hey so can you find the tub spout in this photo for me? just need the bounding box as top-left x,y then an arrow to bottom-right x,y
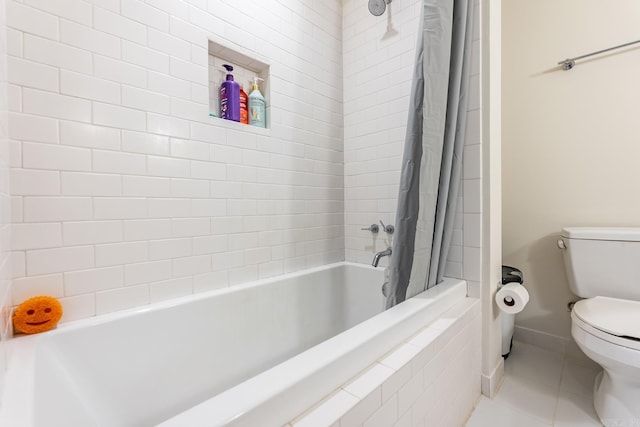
372,247 -> 392,267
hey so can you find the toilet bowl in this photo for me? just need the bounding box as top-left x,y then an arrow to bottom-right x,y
571,297 -> 640,427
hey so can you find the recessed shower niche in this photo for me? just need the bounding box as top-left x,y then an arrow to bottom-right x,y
208,40 -> 270,129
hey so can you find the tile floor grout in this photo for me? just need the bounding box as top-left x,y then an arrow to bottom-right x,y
465,341 -> 603,427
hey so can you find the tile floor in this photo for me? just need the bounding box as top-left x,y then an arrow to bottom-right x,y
466,342 -> 603,427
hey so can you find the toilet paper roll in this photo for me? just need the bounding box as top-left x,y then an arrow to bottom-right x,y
495,283 -> 530,314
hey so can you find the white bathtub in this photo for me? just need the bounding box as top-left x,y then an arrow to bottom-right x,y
0,262 -> 466,427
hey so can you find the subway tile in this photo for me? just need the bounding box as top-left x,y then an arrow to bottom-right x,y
193,270 -> 228,293
171,218 -> 210,237
95,283 -> 149,315
122,41 -> 170,74
8,83 -> 22,112
170,178 -> 209,198
94,54 -> 147,88
170,56 -> 207,85
148,71 -> 191,99
171,15 -> 210,46
190,161 -> 226,180
84,0 -> 119,13
26,245 -> 94,276
172,255 -> 210,278
190,123 -> 226,146
23,88 -> 91,122
23,142 -> 92,172
148,155 -> 190,178
124,219 -> 172,242
147,198 -> 190,218
12,223 -> 61,250
170,138 -> 209,161
150,277 -> 192,302
24,197 -> 92,222
64,266 -> 124,296
7,27 -> 23,57
12,274 -> 64,305
121,0 -> 170,31
149,238 -> 192,260
7,57 -> 59,91
121,86 -> 171,115
63,221 -> 123,246
192,235 -> 227,255
60,70 -> 121,104
122,176 -> 172,197
93,7 -> 147,44
124,260 -> 172,286
211,250 -> 243,271
58,294 -> 96,323
60,19 -> 121,59
95,241 -> 149,267
60,121 -> 121,150
145,0 -> 189,20
93,198 -> 147,220
24,34 -> 92,74
170,97 -> 208,122
7,2 -> 58,40
11,169 -> 60,196
339,390 -> 382,427
122,131 -> 170,156
147,113 -> 190,138
93,102 -> 147,132
24,0 -> 92,25
93,150 -> 147,175
147,28 -> 191,61
190,199 -> 227,217
12,251 -> 26,279
292,390 -> 359,427
9,113 -> 58,143
10,195 -> 21,223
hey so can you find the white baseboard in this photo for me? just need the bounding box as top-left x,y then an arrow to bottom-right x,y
481,357 -> 504,398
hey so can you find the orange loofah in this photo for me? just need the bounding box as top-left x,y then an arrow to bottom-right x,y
13,296 -> 63,334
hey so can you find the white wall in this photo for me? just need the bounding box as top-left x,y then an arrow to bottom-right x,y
0,0 -> 12,402
7,0 -> 344,322
502,0 -> 640,338
342,0 -> 483,293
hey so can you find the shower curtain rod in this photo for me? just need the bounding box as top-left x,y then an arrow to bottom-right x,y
558,39 -> 640,70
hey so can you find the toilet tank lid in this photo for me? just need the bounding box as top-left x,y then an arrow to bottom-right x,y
561,227 -> 640,242
574,297 -> 640,340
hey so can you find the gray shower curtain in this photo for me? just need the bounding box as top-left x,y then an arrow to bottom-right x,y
386,0 -> 474,308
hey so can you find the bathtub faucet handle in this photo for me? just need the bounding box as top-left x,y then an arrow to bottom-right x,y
362,224 -> 380,233
379,220 -> 394,234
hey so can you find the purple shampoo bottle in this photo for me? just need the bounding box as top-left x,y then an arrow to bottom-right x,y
220,64 -> 240,122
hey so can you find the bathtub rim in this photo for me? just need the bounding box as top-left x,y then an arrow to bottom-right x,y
159,277 -> 468,427
15,261 -> 384,337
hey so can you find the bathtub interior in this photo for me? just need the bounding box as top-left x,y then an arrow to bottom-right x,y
3,263 -> 386,427
160,277 -> 468,427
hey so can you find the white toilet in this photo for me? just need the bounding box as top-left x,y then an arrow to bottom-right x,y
560,227 -> 640,427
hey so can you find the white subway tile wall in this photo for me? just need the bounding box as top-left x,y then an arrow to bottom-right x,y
7,0 -> 344,322
0,0 -> 11,402
290,300 -> 482,427
342,0 -> 482,280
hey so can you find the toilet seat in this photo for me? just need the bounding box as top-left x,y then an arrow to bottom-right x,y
573,297 -> 640,351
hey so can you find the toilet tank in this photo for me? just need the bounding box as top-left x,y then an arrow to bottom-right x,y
560,227 -> 640,300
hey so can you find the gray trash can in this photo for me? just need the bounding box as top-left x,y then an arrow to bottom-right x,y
501,265 -> 523,358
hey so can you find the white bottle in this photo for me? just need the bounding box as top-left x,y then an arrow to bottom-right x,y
248,77 -> 266,128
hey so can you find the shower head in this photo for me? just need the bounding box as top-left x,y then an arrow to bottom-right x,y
368,0 -> 391,16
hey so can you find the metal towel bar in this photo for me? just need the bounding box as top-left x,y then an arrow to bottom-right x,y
558,39 -> 640,70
